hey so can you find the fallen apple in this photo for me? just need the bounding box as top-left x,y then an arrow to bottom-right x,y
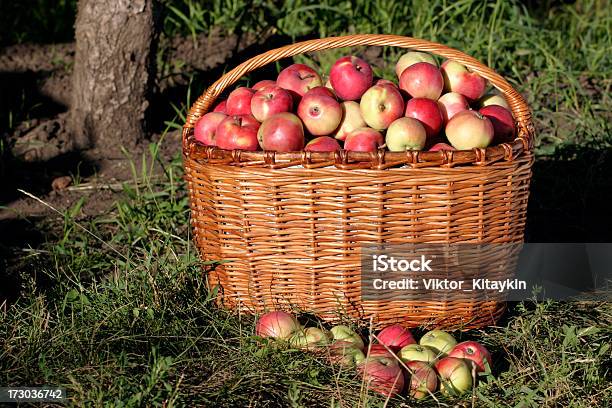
329,56 -> 373,101
257,112 -> 305,152
448,341 -> 492,373
255,311 -> 301,339
445,110 -> 494,150
434,356 -> 473,396
367,343 -> 397,359
328,340 -> 366,367
358,355 -> 405,398
398,344 -> 438,364
330,325 -> 365,350
405,360 -> 438,400
289,327 -> 330,350
419,329 -> 457,356
376,324 -> 417,352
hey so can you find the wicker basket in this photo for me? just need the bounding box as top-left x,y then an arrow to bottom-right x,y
182,35 -> 534,329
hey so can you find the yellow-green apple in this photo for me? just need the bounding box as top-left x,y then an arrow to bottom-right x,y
328,341 -> 366,367
226,87 -> 256,116
386,117 -> 427,151
360,83 -> 404,130
367,343 -> 396,359
405,360 -> 438,400
441,60 -> 487,102
305,86 -> 336,99
257,112 -> 305,151
419,330 -> 457,356
252,79 -> 276,91
396,51 -> 437,78
445,110 -> 494,150
428,142 -> 456,152
404,98 -> 444,138
297,93 -> 342,136
289,327 -> 330,350
438,92 -> 469,122
358,355 -> 405,398
334,101 -> 366,141
305,136 -> 341,152
448,341 -> 492,373
399,62 -> 444,100
250,85 -> 293,122
330,325 -> 365,350
215,114 -> 260,151
194,112 -> 226,146
329,56 -> 373,101
255,311 -> 301,339
277,63 -> 322,100
344,127 -> 384,152
376,324 -> 416,353
434,356 -> 473,396
479,105 -> 515,144
398,344 -> 438,364
479,93 -> 510,110
213,99 -> 227,114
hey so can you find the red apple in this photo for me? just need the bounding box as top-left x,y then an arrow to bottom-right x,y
479,93 -> 510,110
255,311 -> 301,339
213,100 -> 227,114
297,93 -> 342,136
330,325 -> 364,350
441,60 -> 487,102
329,56 -> 373,101
398,344 -> 438,364
344,127 -> 384,152
419,330 -> 457,356
376,324 -> 416,352
358,355 -> 405,398
276,63 -> 322,100
445,110 -> 494,150
434,356 -> 473,396
193,112 -> 226,146
328,341 -> 366,367
305,136 -> 341,152
404,98 -> 444,138
257,112 -> 305,152
305,86 -> 336,99
386,117 -> 427,151
399,62 -> 444,100
215,114 -> 260,151
334,101 -> 366,141
448,341 -> 492,373
252,79 -> 276,91
360,83 -> 404,130
405,360 -> 438,400
479,105 -> 515,144
226,87 -> 256,116
395,51 -> 437,78
438,92 -> 469,122
375,78 -> 397,87
367,343 -> 396,359
428,142 -> 456,152
250,85 -> 293,122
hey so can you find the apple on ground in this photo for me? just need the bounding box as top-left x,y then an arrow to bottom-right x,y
404,98 -> 444,139
257,112 -> 305,151
376,324 -> 417,352
276,63 -> 322,101
252,79 -> 276,91
330,325 -> 365,350
448,341 -> 492,373
255,311 -> 301,339
297,93 -> 342,136
329,56 -> 373,101
479,105 -> 515,144
360,83 -> 404,130
304,86 -> 336,98
405,360 -> 438,400
193,112 -> 226,146
434,356 -> 473,396
334,101 -> 367,141
213,100 -> 227,114
289,327 -> 330,350
441,60 -> 487,102
445,110 -> 494,150
399,62 -> 444,100
419,329 -> 457,356
396,51 -> 437,78
226,87 -> 256,116
343,127 -> 384,152
328,340 -> 366,367
479,93 -> 510,110
367,343 -> 397,359
386,117 -> 427,151
305,136 -> 341,152
358,355 -> 405,398
398,344 -> 438,364
215,114 -> 260,151
438,92 -> 469,122
250,85 -> 293,122
428,142 -> 456,152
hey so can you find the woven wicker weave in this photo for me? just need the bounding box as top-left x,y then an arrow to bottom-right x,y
182,35 -> 534,329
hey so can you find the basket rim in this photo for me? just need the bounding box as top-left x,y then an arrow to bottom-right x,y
182,34 -> 535,170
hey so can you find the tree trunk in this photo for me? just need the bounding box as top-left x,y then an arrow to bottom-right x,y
70,0 -> 159,156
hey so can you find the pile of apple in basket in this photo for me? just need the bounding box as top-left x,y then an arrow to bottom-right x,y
194,52 -> 515,153
257,311 -> 493,400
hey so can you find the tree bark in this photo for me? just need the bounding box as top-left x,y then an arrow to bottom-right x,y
70,0 -> 159,156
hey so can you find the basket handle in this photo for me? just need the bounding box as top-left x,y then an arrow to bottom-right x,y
183,34 -> 534,162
